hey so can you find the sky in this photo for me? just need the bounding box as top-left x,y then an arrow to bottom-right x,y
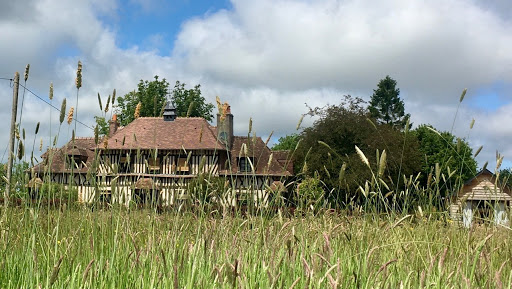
0,0 -> 511,171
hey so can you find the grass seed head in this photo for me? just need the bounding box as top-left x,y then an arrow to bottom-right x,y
39,138 -> 43,152
75,61 -> 82,89
97,93 -> 102,111
67,107 -> 74,125
134,102 -> 141,119
49,82 -> 54,100
355,145 -> 370,167
459,88 -> 467,103
24,64 -> 30,82
60,98 -> 67,124
105,95 -> 110,113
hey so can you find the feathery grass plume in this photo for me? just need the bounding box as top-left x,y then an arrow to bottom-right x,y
97,93 -> 103,111
186,101 -> 195,117
112,89 -> 116,105
267,153 -> 273,170
103,139 -> 108,149
474,145 -> 483,157
264,131 -> 274,147
49,256 -> 64,286
105,95 -> 110,113
122,136 -> 125,146
72,130 -> 75,141
22,128 -> 25,140
17,141 -> 24,160
378,150 -> 387,178
24,64 -> 30,82
296,114 -> 304,130
82,259 -> 95,283
75,61 -> 82,89
355,145 -> 370,168
470,118 -> 475,129
39,138 -> 43,152
67,107 -> 74,125
216,95 -> 222,112
459,88 -> 467,103
199,124 -> 203,142
404,116 -> 410,134
35,122 -> 40,135
134,102 -> 141,119
15,126 -> 19,140
94,125 -> 99,145
482,161 -> 488,171
248,117 -> 253,134
60,98 -> 67,124
339,163 -> 347,184
49,82 -> 54,100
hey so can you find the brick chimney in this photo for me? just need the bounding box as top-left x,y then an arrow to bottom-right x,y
217,103 -> 233,149
108,114 -> 120,137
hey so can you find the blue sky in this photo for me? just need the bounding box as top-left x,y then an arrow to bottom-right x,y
108,0 -> 232,54
1,0 -> 512,171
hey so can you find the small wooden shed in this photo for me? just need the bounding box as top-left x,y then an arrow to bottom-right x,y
449,169 -> 511,228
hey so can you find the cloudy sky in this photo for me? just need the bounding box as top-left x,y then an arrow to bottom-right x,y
1,0 -> 511,170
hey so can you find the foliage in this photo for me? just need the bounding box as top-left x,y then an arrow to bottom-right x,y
498,168 -> 512,188
412,124 -> 477,190
294,95 -> 422,205
117,76 -> 170,126
295,174 -> 324,212
94,116 -> 109,136
272,133 -> 300,151
368,75 -> 411,130
170,81 -> 215,121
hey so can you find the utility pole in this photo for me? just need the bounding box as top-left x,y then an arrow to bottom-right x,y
5,72 -> 20,209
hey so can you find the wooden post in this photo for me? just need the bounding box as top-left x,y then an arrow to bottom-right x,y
5,72 -> 20,208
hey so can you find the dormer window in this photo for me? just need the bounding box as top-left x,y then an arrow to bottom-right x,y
238,157 -> 254,173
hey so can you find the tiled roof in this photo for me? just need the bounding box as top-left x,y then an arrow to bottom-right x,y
225,136 -> 292,176
33,137 -> 97,174
104,117 -> 226,150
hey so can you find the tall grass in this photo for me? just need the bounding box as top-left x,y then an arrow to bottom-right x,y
0,207 -> 511,288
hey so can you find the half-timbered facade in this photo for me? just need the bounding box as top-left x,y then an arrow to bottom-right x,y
32,104 -> 292,206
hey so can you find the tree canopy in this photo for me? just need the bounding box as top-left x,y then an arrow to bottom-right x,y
171,81 -> 215,121
115,77 -> 215,126
294,95 -> 422,205
413,125 -> 477,188
117,76 -> 170,126
272,134 -> 300,151
368,75 -> 410,130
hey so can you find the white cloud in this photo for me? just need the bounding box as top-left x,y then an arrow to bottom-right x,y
0,0 -> 511,171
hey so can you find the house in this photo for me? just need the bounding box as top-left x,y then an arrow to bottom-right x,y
449,169 -> 511,228
31,103 -> 293,206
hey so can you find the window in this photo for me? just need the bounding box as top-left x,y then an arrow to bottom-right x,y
176,158 -> 189,174
68,155 -> 86,169
147,157 -> 161,172
238,157 -> 254,173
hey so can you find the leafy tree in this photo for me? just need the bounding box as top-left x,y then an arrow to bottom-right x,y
94,116 -> 109,136
368,75 -> 410,130
117,76 -> 170,126
272,134 -> 300,151
499,169 -> 512,188
116,77 -> 215,126
412,124 -> 477,188
294,95 -> 422,205
171,81 -> 214,121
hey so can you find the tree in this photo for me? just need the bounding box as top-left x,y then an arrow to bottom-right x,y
117,76 -> 170,126
171,81 -> 214,121
272,134 -> 300,151
94,116 -> 109,136
294,95 -> 422,205
412,125 -> 477,189
116,77 -> 215,126
368,75 -> 410,130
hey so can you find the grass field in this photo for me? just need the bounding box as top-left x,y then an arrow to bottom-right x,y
1,207 -> 511,288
